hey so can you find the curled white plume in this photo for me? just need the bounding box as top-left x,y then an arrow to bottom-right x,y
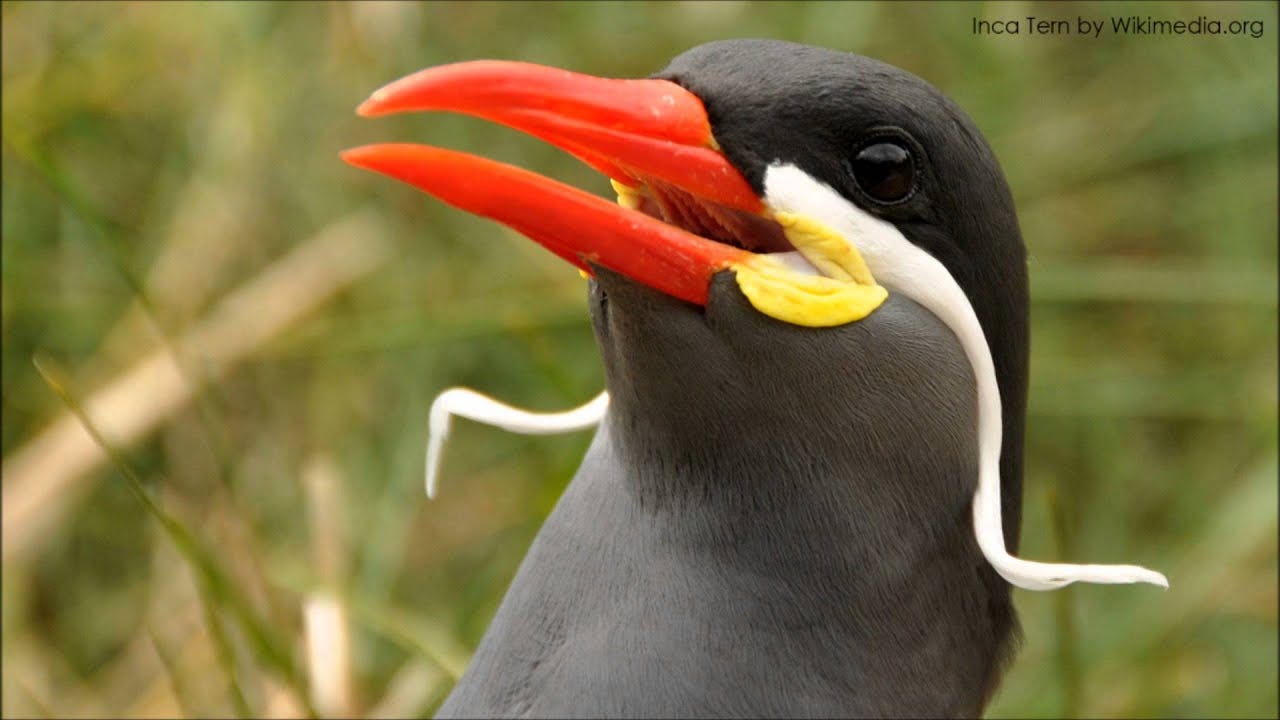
762,163 -> 1168,592
425,388 -> 609,499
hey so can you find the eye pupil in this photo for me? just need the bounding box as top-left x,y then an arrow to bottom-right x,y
851,141 -> 915,202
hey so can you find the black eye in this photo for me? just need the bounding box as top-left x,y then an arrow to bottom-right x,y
850,141 -> 915,203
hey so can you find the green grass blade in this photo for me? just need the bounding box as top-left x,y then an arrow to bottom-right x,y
1048,488 -> 1081,718
31,354 -> 315,719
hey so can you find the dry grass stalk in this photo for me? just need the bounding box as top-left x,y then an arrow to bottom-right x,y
366,659 -> 446,719
2,210 -> 390,566
303,455 -> 355,718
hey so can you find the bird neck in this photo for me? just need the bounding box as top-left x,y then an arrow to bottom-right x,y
588,281 -> 1020,711
590,406 -> 1018,714
601,384 -> 981,553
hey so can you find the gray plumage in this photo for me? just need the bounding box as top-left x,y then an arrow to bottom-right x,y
438,271 -> 1014,718
438,39 -> 1027,718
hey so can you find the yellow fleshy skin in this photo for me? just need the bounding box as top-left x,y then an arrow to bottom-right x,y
733,255 -> 888,327
772,211 -> 877,285
732,211 -> 887,327
610,185 -> 887,327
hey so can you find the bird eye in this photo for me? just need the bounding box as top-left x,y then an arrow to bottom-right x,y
850,141 -> 915,203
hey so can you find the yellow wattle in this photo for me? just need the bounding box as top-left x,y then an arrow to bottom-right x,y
732,256 -> 887,327
731,211 -> 887,327
608,186 -> 889,328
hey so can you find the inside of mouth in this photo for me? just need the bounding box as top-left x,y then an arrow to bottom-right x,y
623,177 -> 795,255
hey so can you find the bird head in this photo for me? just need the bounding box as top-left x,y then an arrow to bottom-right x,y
344,39 -> 1166,593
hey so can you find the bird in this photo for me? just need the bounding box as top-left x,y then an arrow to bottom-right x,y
344,39 -> 1166,719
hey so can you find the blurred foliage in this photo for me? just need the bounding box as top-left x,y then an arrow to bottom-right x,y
1,1 -> 1276,718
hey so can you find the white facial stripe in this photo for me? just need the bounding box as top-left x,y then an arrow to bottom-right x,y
762,163 -> 1167,591
424,389 -> 608,499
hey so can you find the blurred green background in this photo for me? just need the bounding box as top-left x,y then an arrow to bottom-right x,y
2,1 -> 1275,717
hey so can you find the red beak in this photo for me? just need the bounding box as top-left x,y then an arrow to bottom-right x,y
341,60 -> 761,306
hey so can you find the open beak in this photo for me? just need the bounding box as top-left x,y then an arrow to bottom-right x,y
343,60 -> 886,324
